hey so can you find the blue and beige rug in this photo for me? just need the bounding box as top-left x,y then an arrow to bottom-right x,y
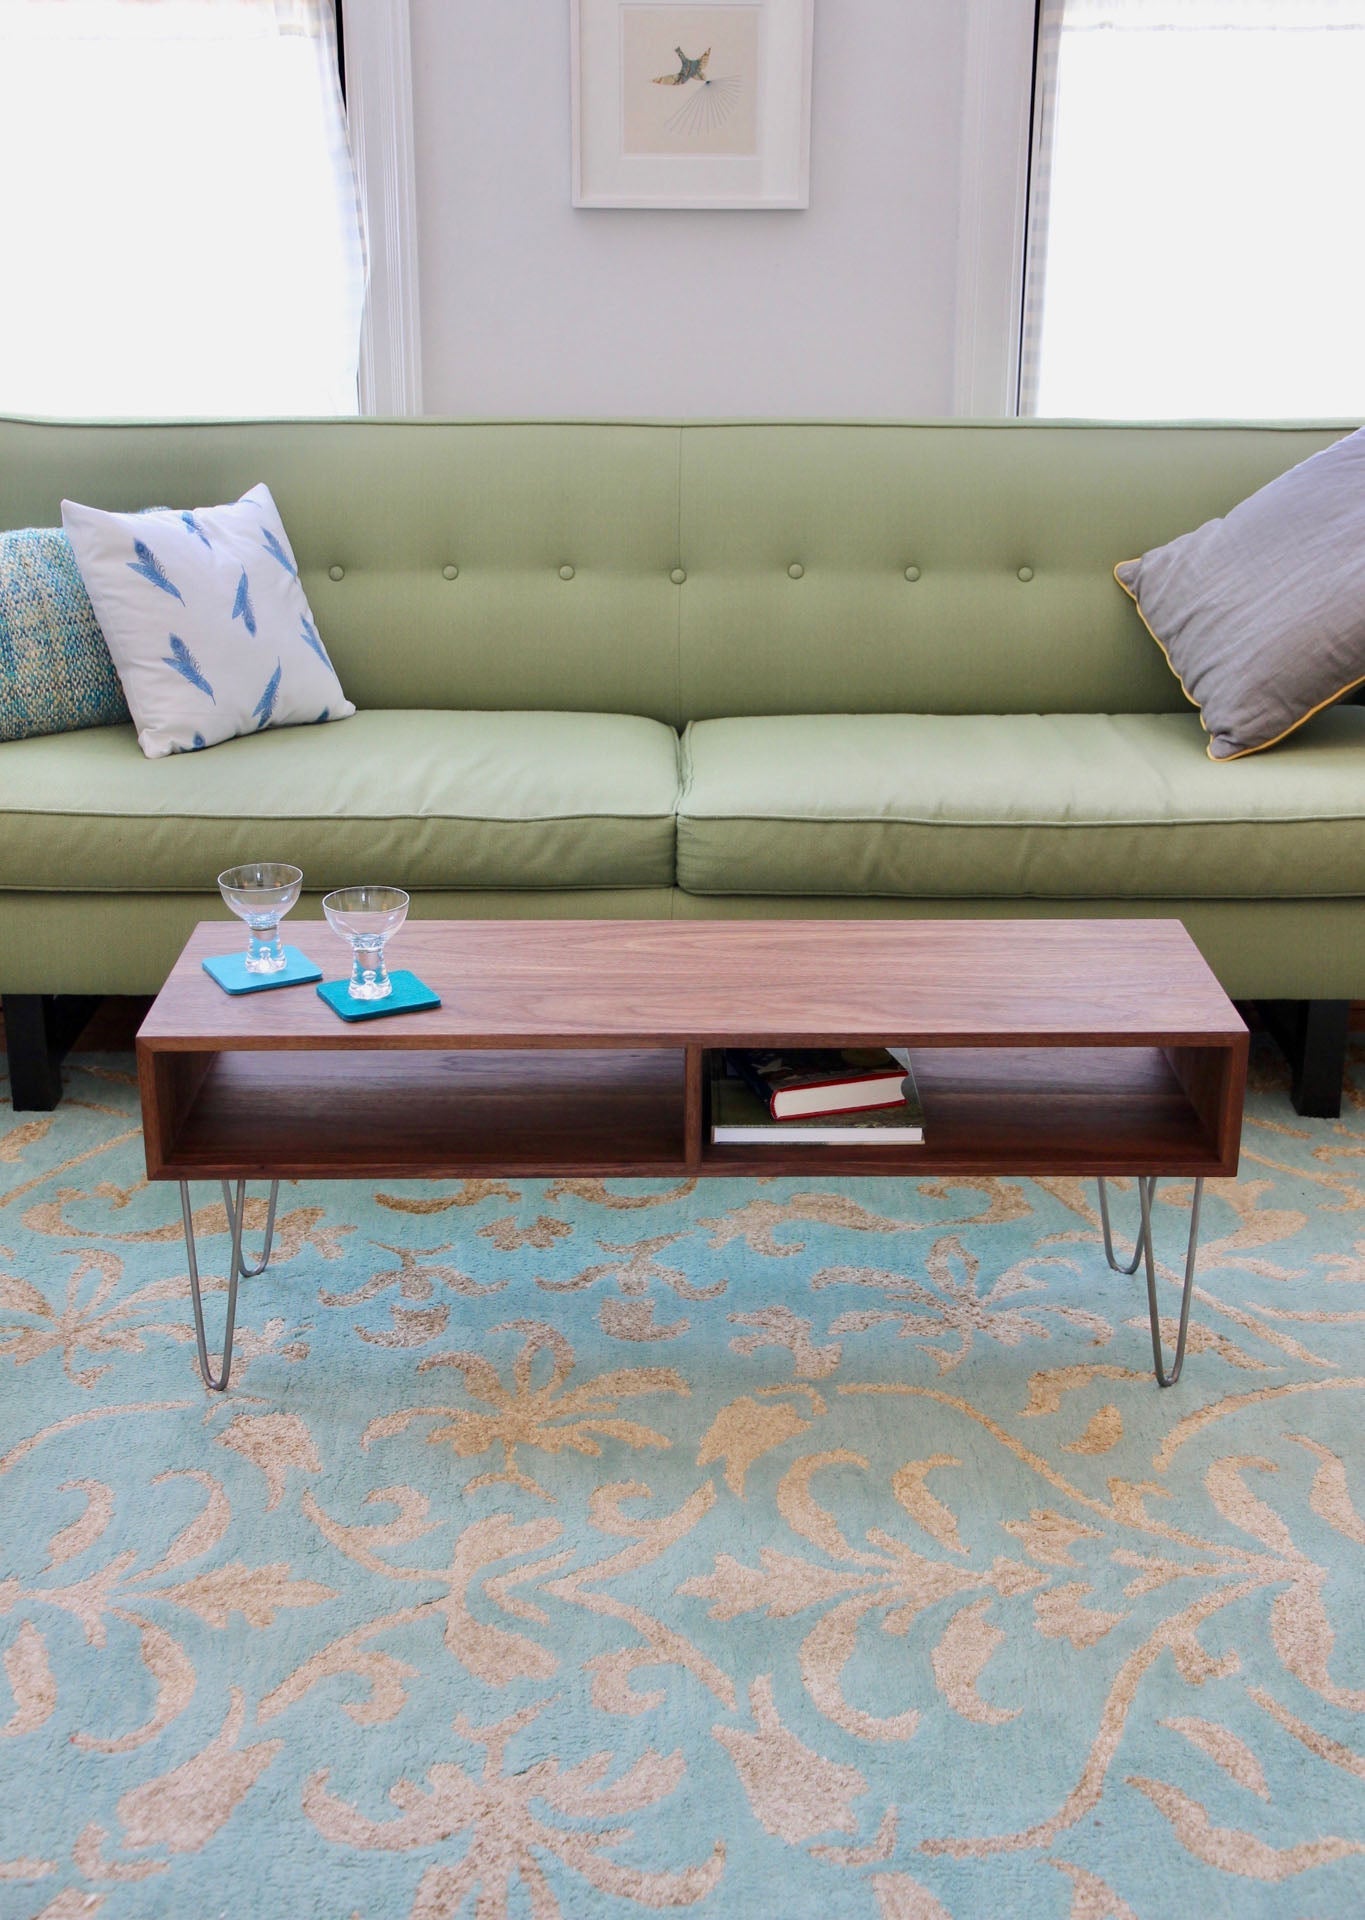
2,1043 -> 1364,1919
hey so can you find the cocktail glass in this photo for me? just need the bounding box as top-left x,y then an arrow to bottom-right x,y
217,863 -> 303,974
322,885 -> 409,1000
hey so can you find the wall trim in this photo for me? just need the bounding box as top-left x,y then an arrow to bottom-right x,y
342,0 -> 424,416
952,0 -> 1035,417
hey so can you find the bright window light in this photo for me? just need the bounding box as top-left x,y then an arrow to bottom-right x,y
1027,2 -> 1365,417
0,0 -> 365,418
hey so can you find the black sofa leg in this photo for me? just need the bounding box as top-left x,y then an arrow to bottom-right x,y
2,994 -> 100,1112
1258,1000 -> 1351,1120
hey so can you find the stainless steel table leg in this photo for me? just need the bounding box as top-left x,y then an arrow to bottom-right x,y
220,1178 -> 280,1278
179,1177 -> 276,1391
1097,1174 -> 1152,1275
1096,1175 -> 1206,1387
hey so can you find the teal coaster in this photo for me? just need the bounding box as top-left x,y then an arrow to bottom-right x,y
316,969 -> 442,1022
202,946 -> 323,995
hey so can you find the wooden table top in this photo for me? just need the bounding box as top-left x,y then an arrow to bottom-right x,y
138,918 -> 1245,1052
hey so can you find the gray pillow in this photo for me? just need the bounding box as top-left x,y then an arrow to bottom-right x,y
1115,426 -> 1365,760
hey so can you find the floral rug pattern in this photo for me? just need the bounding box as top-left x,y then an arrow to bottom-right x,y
2,1042 -> 1364,1919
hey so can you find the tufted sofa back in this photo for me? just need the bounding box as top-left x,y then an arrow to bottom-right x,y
0,415 -> 1351,726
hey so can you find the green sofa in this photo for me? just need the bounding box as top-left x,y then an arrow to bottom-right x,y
2,416 -> 1361,1111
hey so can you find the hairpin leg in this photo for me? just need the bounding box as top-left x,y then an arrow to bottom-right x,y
1096,1175 -> 1206,1387
180,1178 -> 250,1390
220,1178 -> 280,1278
1097,1175 -> 1152,1275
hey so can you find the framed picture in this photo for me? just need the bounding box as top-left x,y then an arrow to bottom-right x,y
571,0 -> 813,209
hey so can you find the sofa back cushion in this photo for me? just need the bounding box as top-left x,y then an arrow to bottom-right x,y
0,416 -> 1351,726
675,422 -> 1354,718
0,420 -> 684,724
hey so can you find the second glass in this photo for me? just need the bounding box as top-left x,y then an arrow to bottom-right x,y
322,885 -> 409,1000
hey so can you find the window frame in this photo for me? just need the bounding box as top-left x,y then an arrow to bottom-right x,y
1011,0 -> 1365,419
339,0 -> 424,416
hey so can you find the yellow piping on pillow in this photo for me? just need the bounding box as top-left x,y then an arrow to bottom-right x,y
1113,560 -> 1365,762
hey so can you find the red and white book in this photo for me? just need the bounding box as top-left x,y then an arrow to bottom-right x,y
725,1047 -> 911,1120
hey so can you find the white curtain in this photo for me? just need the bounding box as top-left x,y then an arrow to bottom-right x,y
1021,0 -> 1365,416
0,0 -> 366,418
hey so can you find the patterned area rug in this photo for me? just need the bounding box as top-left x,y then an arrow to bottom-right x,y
2,1042 -> 1364,1920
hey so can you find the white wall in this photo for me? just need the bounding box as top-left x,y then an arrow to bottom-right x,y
408,1 -> 1030,419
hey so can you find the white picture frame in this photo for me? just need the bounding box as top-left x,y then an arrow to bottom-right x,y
572,0 -> 813,209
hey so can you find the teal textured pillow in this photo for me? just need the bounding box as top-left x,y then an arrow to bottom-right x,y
0,526 -> 130,742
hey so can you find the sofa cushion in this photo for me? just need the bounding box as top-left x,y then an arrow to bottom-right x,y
0,709 -> 680,892
677,710 -> 1365,899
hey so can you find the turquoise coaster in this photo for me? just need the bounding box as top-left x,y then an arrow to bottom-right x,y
202,946 -> 323,995
316,969 -> 442,1022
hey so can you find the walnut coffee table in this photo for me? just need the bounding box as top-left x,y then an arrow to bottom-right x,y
137,919 -> 1247,1392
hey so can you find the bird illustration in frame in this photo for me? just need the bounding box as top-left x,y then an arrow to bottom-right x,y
650,40 -> 743,134
653,45 -> 712,85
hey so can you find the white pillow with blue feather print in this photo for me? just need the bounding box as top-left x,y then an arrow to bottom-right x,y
60,484 -> 354,759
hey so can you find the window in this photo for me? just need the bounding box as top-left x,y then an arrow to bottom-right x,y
0,0 -> 365,418
1022,1 -> 1365,416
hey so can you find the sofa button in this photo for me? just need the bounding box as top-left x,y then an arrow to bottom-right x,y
904,565 -> 921,582
670,567 -> 687,585
442,564 -> 459,581
787,562 -> 804,580
559,564 -> 576,581
1017,565 -> 1034,582
328,565 -> 345,582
